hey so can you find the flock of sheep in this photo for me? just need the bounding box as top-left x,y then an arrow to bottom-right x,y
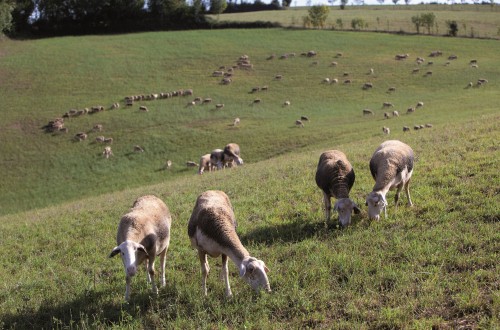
109,138 -> 414,301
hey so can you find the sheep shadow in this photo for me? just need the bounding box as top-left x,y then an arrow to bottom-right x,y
240,217 -> 352,246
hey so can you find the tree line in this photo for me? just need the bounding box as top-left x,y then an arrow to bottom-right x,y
0,0 -> 285,37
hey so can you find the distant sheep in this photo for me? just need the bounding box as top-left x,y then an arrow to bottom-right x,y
300,115 -> 309,122
186,161 -> 198,167
392,111 -> 399,117
382,102 -> 394,108
215,103 -> 225,109
315,150 -> 360,226
198,154 -> 213,175
362,82 -> 373,90
93,124 -> 103,132
403,126 -> 410,133
382,126 -> 390,135
164,160 -> 172,170
139,106 -> 148,112
233,118 -> 240,126
188,190 -> 271,297
366,140 -> 414,220
74,132 -> 88,141
384,112 -> 390,119
133,145 -> 144,153
416,101 -> 424,108
109,195 -> 172,301
223,143 -> 244,168
283,100 -> 291,107
407,107 -> 416,114
295,120 -> 304,128
363,109 -> 374,116
103,146 -> 113,159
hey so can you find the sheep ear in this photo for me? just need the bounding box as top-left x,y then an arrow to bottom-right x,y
239,264 -> 246,277
137,244 -> 149,256
109,246 -> 120,258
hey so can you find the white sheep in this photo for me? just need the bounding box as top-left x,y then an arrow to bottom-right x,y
315,150 -> 360,226
382,126 -> 390,135
188,190 -> 271,297
139,106 -> 148,112
103,146 -> 113,159
198,154 -> 212,175
416,101 -> 424,108
366,140 -> 414,221
109,195 -> 172,301
222,143 -> 244,168
283,100 -> 291,107
392,111 -> 399,117
295,120 -> 304,128
233,117 -> 240,126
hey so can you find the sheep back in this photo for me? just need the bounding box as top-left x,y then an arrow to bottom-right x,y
117,195 -> 171,253
369,140 -> 414,192
315,150 -> 355,199
188,190 -> 248,259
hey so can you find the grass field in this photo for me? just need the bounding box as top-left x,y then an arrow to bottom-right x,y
210,5 -> 500,39
0,22 -> 499,328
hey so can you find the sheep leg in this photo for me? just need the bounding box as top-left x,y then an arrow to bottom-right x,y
323,192 -> 331,222
148,256 -> 158,295
394,183 -> 404,206
159,248 -> 167,287
221,254 -> 233,298
125,275 -> 131,301
405,178 -> 413,206
145,259 -> 151,283
198,250 -> 209,296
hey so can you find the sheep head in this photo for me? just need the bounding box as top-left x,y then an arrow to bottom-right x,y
333,198 -> 360,227
239,257 -> 271,293
365,192 -> 387,221
109,240 -> 148,277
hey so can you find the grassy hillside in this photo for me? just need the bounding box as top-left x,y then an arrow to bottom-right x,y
0,29 -> 498,216
0,112 -> 498,329
211,5 -> 500,39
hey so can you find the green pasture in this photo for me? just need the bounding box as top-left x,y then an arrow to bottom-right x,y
0,25 -> 498,328
211,5 -> 500,38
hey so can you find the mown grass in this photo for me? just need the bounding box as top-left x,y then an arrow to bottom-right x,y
211,5 -> 500,39
1,28 -> 498,215
0,112 -> 498,329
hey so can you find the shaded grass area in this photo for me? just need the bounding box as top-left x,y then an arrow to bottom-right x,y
0,113 -> 498,329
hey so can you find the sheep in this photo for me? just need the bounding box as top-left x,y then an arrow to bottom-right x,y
407,107 -> 416,114
274,74 -> 283,80
382,126 -> 390,135
92,124 -> 103,132
331,78 -> 339,84
233,117 -> 240,126
416,101 -> 424,108
103,146 -> 113,159
210,149 -> 225,170
215,103 -> 225,109
139,106 -> 148,112
223,143 -> 244,168
95,136 -> 105,143
330,61 -> 338,67
133,145 -> 144,153
403,126 -> 410,133
300,115 -> 309,122
315,150 -> 360,226
202,98 -> 212,104
384,112 -> 391,120
323,78 -> 331,84
362,82 -> 373,90
295,120 -> 304,128
382,102 -> 394,108
109,195 -> 171,301
425,123 -> 433,128
186,161 -> 199,167
186,101 -> 196,107
366,140 -> 414,221
283,100 -> 291,107
392,110 -> 399,117
104,137 -> 113,144
212,71 -> 224,77
110,102 -> 120,109
164,160 -> 172,170
412,68 -> 420,74
198,154 -> 213,175
368,68 -> 374,75
188,190 -> 271,297
387,87 -> 396,93
363,109 -> 374,116
74,132 -> 88,141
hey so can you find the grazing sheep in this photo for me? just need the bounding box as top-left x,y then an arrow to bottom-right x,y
274,74 -> 283,80
295,120 -> 304,128
344,79 -> 352,84
186,101 -> 196,107
363,109 -> 374,116
403,126 -> 410,133
164,160 -> 172,170
74,132 -> 88,141
323,78 -> 331,84
412,68 -> 420,74
330,61 -> 338,67
416,101 -> 424,108
382,126 -> 390,135
392,111 -> 400,117
250,87 -> 260,93
139,106 -> 148,112
382,102 -> 394,108
414,125 -> 421,130
103,146 -> 113,159
425,71 -> 433,76
252,99 -> 261,105
425,123 -> 433,128
133,145 -> 144,153
93,124 -> 103,132
198,154 -> 213,175
233,118 -> 240,126
188,190 -> 271,297
186,161 -> 199,167
368,68 -> 374,75
362,82 -> 373,90
215,103 -> 225,109
104,137 -> 113,144
300,115 -> 309,122
366,140 -> 414,221
95,136 -> 105,143
283,100 -> 291,107
223,143 -> 244,168
212,71 -> 224,77
203,98 -> 213,104
331,78 -> 339,84
429,50 -> 442,57
384,112 -> 390,120
109,195 -> 171,301
407,107 -> 416,114
315,150 -> 360,226
395,53 -> 410,60
387,87 -> 396,93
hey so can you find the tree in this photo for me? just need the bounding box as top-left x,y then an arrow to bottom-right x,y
0,0 -> 13,33
446,20 -> 458,36
307,5 -> 329,29
420,12 -> 435,34
340,0 -> 348,9
411,14 -> 422,33
392,0 -> 399,4
210,0 -> 227,15
282,0 -> 292,7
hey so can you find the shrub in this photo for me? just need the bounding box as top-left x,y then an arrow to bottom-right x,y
446,20 -> 458,36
